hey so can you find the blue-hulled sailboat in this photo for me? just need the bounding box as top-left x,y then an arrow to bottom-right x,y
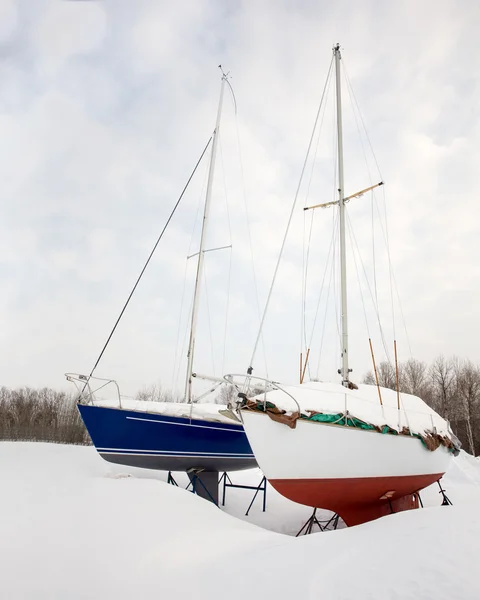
66,71 -> 256,490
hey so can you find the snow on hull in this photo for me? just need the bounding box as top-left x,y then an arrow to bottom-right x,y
87,398 -> 240,425
252,381 -> 451,438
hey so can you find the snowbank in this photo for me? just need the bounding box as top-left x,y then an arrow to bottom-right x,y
2,442 -> 479,599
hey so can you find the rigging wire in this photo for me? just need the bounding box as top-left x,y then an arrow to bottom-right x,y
342,60 -> 402,350
85,136 -> 213,385
172,154 -> 211,389
301,67 -> 334,358
342,62 -> 380,311
306,211 -> 337,380
202,260 -> 216,375
171,258 -> 190,387
302,209 -> 316,354
307,212 -> 337,349
219,136 -> 234,374
233,96 -> 271,377
341,60 -> 383,180
312,89 -> 340,380
315,240 -> 337,380
346,209 -> 392,364
330,102 -> 342,345
174,295 -> 194,392
346,213 -> 372,338
249,54 -> 335,372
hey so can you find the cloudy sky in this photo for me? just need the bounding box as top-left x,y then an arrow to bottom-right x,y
0,0 -> 479,399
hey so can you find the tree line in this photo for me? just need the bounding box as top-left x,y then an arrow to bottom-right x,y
0,355 -> 479,456
0,387 -> 90,445
363,356 -> 480,455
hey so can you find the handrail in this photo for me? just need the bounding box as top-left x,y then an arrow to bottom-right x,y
65,373 -> 122,408
223,373 -> 302,415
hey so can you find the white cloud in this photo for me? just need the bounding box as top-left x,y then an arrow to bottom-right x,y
32,0 -> 107,79
0,0 -> 479,395
0,0 -> 18,43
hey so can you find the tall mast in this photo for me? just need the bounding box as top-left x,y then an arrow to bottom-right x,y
185,74 -> 226,403
334,43 -> 350,386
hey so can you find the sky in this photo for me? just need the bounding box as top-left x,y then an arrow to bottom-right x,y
0,0 -> 479,399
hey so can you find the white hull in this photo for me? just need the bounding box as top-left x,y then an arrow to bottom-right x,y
241,411 -> 452,480
240,410 -> 452,525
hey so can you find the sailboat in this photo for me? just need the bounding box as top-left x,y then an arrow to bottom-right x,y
66,72 -> 256,497
231,45 -> 460,526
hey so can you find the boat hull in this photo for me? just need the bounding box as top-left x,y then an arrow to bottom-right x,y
241,410 -> 452,525
78,403 -> 257,472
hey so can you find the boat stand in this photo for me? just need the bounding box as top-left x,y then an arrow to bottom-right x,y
413,491 -> 424,508
296,509 -> 340,536
219,473 -> 267,515
167,470 -> 219,505
437,479 -> 453,506
167,471 -> 267,512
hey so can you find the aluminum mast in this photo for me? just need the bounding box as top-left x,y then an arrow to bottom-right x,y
334,44 -> 350,386
185,73 -> 226,402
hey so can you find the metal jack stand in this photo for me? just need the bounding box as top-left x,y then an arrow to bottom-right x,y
437,479 -> 452,506
414,491 -> 424,508
219,473 -> 267,515
186,469 -> 219,505
167,472 -> 179,486
166,470 -> 219,505
296,509 -> 340,536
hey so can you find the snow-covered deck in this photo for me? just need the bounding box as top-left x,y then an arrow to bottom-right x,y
85,398 -> 239,425
251,381 -> 451,438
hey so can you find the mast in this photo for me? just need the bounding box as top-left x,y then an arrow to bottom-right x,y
185,73 -> 226,403
334,43 -> 350,386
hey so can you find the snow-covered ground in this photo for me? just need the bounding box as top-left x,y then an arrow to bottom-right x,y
2,442 -> 479,599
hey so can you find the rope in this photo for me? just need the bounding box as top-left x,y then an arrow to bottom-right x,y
85,136 -> 213,385
249,55 -> 334,371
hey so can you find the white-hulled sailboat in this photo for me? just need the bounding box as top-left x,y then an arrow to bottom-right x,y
230,44 -> 460,526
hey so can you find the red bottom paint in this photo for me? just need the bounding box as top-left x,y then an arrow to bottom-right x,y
270,472 -> 445,526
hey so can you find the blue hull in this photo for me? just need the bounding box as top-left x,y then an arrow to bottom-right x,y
77,403 -> 256,472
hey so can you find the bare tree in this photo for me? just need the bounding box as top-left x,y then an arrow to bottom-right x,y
135,383 -> 181,403
401,359 -> 428,397
455,360 -> 480,455
363,361 -> 397,390
216,384 -> 239,405
429,355 -> 456,419
0,387 -> 89,445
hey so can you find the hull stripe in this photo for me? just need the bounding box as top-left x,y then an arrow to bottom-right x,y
125,416 -> 242,433
97,446 -> 254,456
99,451 -> 254,459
